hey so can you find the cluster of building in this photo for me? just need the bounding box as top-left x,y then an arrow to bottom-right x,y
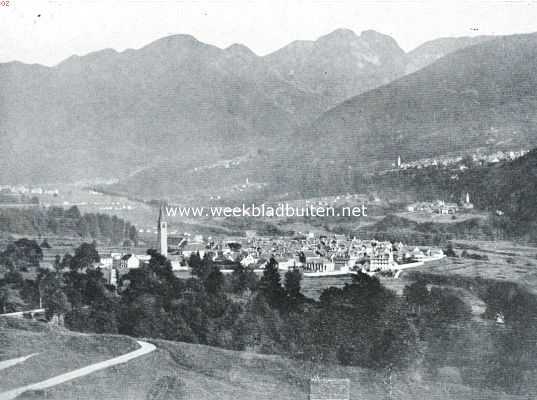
406,193 -> 474,214
392,155 -> 464,170
469,149 -> 529,165
270,236 -> 443,274
95,208 -> 444,285
392,149 -> 528,171
0,186 -> 60,205
0,185 -> 59,196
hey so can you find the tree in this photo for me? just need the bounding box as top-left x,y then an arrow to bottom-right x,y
189,252 -> 202,277
444,242 -> 457,257
0,286 -> 26,313
70,242 -> 100,271
65,205 -> 82,219
190,252 -> 214,282
39,270 -> 71,321
44,289 -> 71,321
284,268 -> 303,308
53,254 -> 62,271
231,264 -> 258,294
0,239 -> 43,271
259,257 -> 285,309
60,253 -> 73,270
232,294 -> 283,353
403,281 -> 430,314
85,214 -> 101,238
77,217 -> 91,238
128,225 -> 138,245
205,267 -> 224,295
85,297 -> 119,333
147,249 -> 175,282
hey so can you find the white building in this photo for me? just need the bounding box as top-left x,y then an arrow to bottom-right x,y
240,254 -> 258,267
120,254 -> 140,270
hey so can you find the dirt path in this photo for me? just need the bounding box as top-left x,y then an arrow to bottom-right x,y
0,354 -> 39,372
0,340 -> 155,400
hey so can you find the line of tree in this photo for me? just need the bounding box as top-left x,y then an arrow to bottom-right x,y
0,206 -> 137,245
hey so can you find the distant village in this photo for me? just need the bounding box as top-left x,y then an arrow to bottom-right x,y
0,185 -> 59,204
0,185 -> 60,197
390,149 -> 529,171
406,192 -> 474,215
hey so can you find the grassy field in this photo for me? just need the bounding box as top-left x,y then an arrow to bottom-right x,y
0,319 -> 138,393
0,319 -> 526,400
403,240 -> 537,294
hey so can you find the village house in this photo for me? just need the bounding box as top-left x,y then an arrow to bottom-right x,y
119,254 -> 140,270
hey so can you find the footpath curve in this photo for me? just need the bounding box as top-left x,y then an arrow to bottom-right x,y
0,340 -> 156,400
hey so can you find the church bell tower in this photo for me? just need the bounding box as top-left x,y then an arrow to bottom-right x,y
157,206 -> 168,257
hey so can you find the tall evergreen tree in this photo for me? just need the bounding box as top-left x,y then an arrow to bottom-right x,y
284,268 -> 302,299
259,257 -> 285,309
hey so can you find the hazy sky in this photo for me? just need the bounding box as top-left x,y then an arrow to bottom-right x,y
2,0 -> 537,66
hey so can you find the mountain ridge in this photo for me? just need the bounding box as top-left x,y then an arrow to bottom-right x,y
281,32 -> 537,196
0,28 -> 515,193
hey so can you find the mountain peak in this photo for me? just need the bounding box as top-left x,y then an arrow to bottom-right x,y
319,28 -> 358,42
142,34 -> 209,52
225,43 -> 257,57
315,29 -> 403,55
359,30 -> 404,53
360,29 -> 389,39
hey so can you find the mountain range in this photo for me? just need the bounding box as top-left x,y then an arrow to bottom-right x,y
3,28 -> 534,203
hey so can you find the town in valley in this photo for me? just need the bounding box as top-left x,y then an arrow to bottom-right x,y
3,2 -> 537,399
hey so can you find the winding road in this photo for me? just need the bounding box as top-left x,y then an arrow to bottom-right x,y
0,340 -> 156,400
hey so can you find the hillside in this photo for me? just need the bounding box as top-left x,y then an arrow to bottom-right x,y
352,148 -> 537,241
286,33 -> 537,196
0,319 -> 523,400
0,35 -> 319,184
0,319 -> 138,393
405,35 -> 493,74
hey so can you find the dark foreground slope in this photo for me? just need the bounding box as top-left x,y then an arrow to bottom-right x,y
0,318 -> 524,400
